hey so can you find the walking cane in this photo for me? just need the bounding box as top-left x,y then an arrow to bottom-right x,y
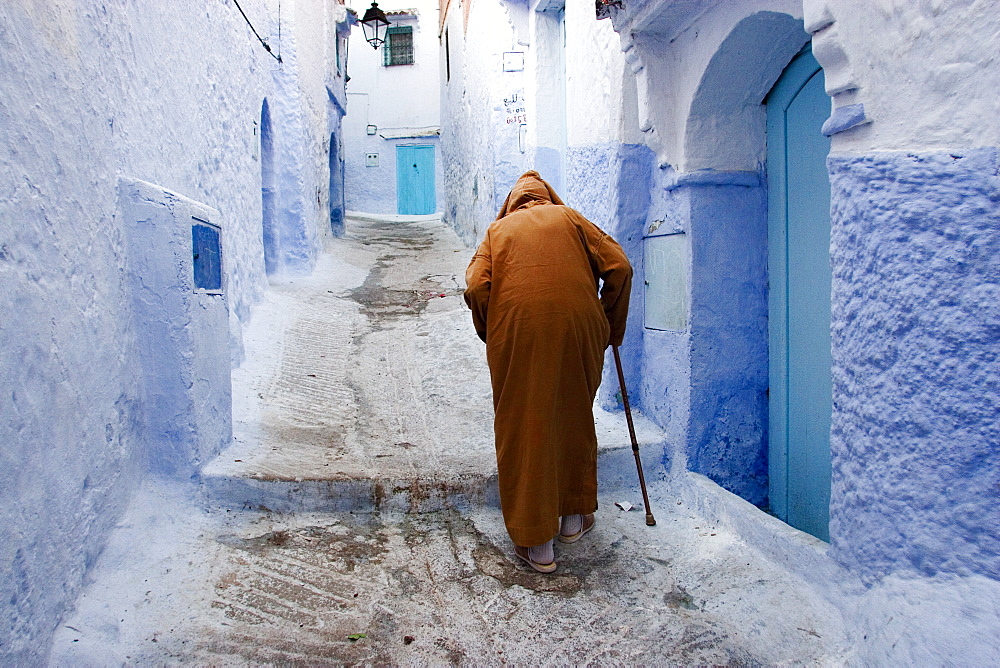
612,345 -> 656,526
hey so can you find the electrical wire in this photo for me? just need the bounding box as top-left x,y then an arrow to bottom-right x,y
232,0 -> 282,63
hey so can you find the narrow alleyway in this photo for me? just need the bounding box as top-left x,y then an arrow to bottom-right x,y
50,215 -> 849,665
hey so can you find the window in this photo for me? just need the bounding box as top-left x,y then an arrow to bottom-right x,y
383,26 -> 413,66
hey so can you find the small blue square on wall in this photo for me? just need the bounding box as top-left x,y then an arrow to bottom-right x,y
192,219 -> 223,293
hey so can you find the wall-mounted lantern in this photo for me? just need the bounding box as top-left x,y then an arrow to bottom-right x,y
360,1 -> 391,49
366,124 -> 378,135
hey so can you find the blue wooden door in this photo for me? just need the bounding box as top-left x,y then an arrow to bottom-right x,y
396,145 -> 435,215
766,47 -> 832,541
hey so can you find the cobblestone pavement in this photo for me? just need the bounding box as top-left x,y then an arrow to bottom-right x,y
50,215 -> 849,666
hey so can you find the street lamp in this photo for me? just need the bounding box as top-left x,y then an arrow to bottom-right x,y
360,1 -> 390,49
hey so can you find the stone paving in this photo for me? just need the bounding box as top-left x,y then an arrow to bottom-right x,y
49,214 -> 850,665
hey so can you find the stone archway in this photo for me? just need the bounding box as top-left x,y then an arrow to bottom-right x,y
684,11 -> 809,172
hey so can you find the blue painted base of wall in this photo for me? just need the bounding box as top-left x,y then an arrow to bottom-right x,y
598,143 -> 654,416
637,167 -> 769,507
685,172 -> 769,507
828,148 -> 1000,581
567,144 -> 615,228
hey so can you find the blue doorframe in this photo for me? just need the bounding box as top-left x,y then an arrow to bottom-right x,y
766,47 -> 833,541
396,145 -> 436,215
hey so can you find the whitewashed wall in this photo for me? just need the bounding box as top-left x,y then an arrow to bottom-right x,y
439,0 -> 527,242
0,1 -> 347,662
606,0 -> 1000,662
563,0 -> 629,227
804,0 -> 1000,153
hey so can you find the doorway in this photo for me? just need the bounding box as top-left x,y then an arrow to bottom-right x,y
766,47 -> 833,541
329,133 -> 345,236
396,145 -> 435,215
260,99 -> 278,274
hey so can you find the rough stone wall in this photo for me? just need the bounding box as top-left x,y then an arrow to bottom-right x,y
828,149 -> 1000,582
0,1 -> 344,661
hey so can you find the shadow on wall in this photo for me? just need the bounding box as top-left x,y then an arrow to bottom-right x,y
261,98 -> 279,274
329,132 -> 345,236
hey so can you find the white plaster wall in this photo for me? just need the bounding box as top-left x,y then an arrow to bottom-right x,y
562,0 -> 635,227
565,0 -> 624,147
615,0 -> 804,171
619,0 -> 999,168
524,5 -> 567,191
264,0 -> 351,273
0,1 -> 346,661
346,1 -> 441,129
290,0 -> 350,241
805,0 -> 1000,152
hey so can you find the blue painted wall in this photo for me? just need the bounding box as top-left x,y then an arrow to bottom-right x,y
0,4 -> 349,661
567,144 -> 615,228
633,166 -> 769,503
686,176 -> 769,506
597,144 -> 654,417
828,148 -> 1000,581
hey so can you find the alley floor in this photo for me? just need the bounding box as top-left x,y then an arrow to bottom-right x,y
49,215 -> 850,666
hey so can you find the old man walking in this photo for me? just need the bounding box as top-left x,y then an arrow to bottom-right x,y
464,170 -> 632,573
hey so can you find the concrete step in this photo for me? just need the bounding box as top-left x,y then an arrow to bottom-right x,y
199,403 -> 666,514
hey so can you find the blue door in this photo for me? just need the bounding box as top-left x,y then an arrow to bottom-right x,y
396,145 -> 436,215
766,47 -> 832,541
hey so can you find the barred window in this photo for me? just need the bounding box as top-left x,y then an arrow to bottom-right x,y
383,26 -> 414,66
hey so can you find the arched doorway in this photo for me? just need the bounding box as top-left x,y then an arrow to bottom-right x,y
765,47 -> 832,541
675,10 -> 810,508
260,99 -> 279,275
329,132 -> 345,236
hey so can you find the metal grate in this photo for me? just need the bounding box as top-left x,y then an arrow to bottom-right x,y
383,26 -> 413,66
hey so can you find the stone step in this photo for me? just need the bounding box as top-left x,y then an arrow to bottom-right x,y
199,404 -> 666,514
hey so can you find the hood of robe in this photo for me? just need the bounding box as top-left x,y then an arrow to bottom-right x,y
495,170 -> 565,220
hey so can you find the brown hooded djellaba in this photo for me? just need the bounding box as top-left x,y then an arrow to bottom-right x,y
464,171 -> 632,547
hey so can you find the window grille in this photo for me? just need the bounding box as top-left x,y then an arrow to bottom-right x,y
383,26 -> 413,66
